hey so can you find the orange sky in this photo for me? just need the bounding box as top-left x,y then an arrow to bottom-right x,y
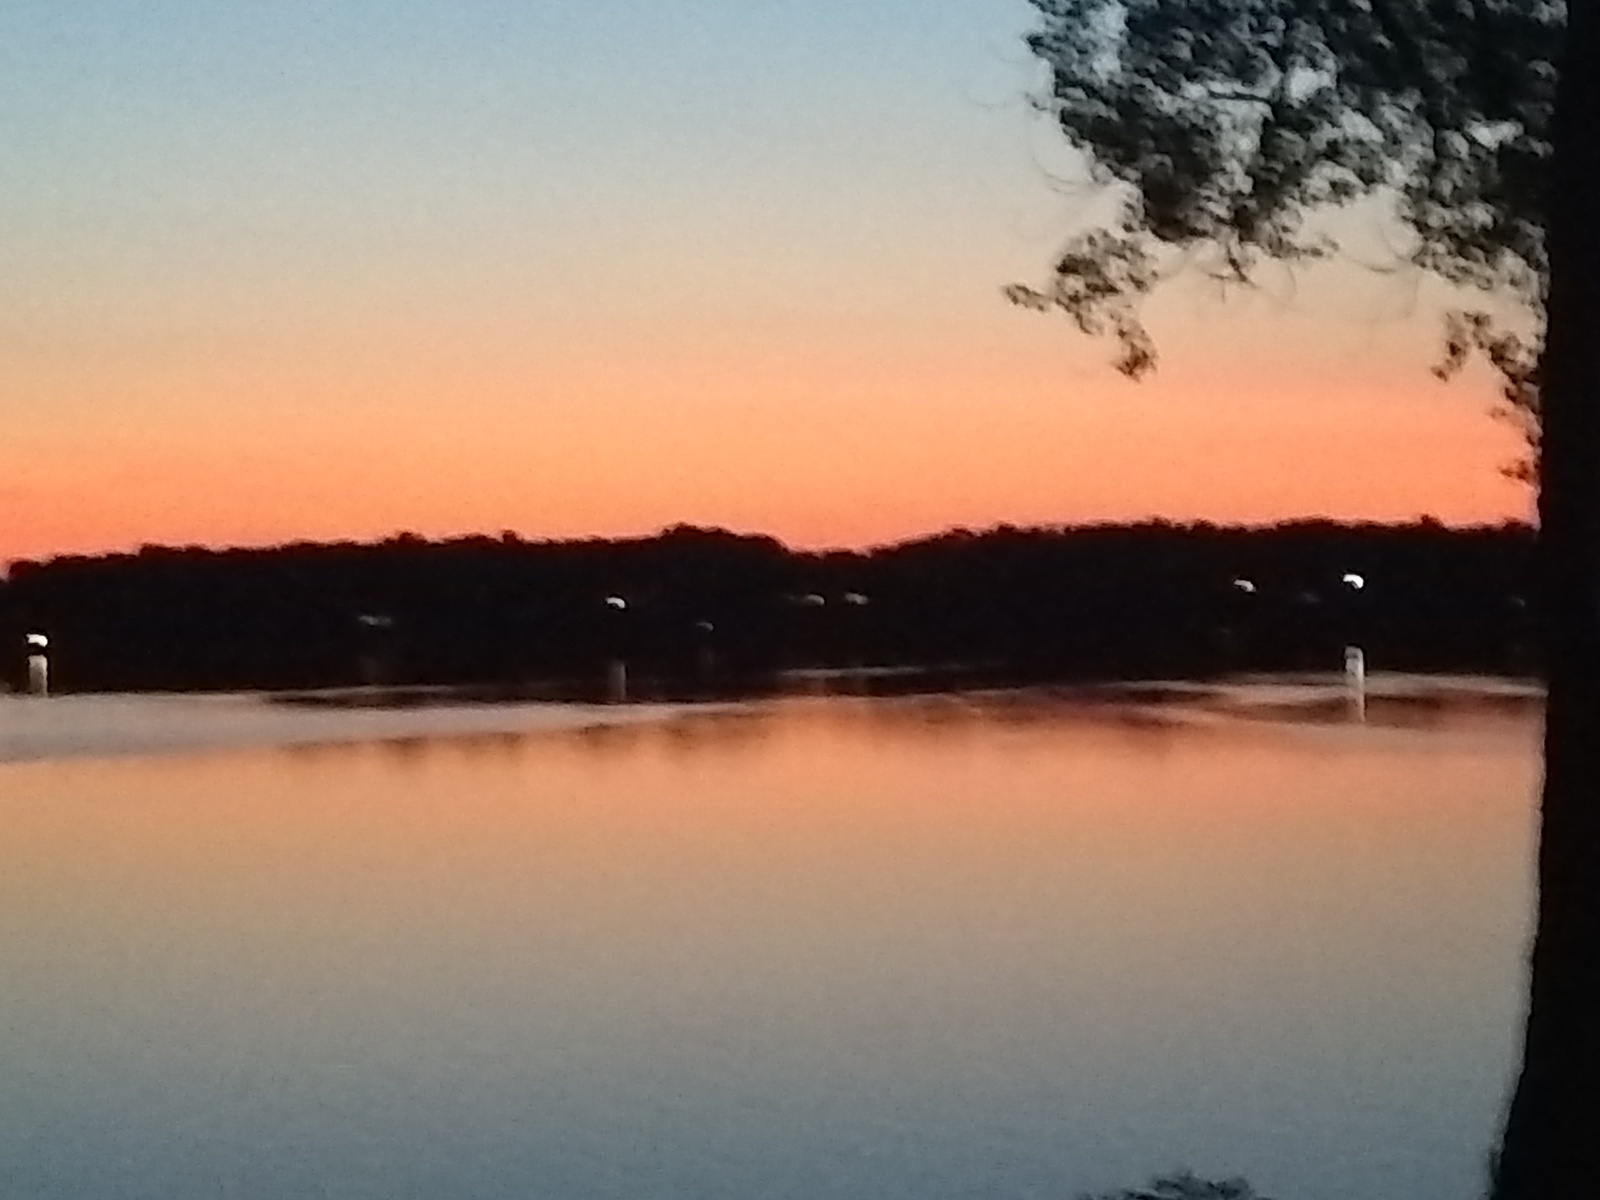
0,1 -> 1533,564
1,285 -> 1531,564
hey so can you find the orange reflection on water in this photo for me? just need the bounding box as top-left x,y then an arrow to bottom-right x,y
0,691 -> 1543,1200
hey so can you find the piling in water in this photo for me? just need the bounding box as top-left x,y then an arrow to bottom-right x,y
1344,646 -> 1366,721
26,654 -> 48,698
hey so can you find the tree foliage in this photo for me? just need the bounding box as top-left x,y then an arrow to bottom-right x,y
1012,8 -> 1600,1200
1008,0 -> 1563,456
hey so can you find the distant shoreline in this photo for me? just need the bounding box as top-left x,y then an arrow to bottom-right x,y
3,522 -> 1539,695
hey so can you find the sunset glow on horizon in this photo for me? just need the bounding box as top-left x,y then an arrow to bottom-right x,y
0,0 -> 1533,565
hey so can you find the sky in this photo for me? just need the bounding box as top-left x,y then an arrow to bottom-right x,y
0,0 -> 1531,562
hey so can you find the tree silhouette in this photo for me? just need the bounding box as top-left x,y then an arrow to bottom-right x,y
2,523 -> 1532,692
1012,1 -> 1598,1197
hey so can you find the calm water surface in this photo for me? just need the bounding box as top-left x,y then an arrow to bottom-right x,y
0,683 -> 1540,1200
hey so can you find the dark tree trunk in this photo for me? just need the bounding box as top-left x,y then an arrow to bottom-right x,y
1491,2 -> 1600,1197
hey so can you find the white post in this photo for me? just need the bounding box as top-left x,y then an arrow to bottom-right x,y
603,597 -> 629,702
1344,645 -> 1366,720
24,633 -> 49,698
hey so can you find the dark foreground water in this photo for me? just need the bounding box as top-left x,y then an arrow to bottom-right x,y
0,679 -> 1540,1200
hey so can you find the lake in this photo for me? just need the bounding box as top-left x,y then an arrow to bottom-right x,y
0,678 -> 1540,1200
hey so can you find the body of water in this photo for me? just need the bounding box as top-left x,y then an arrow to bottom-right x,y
0,679 -> 1540,1199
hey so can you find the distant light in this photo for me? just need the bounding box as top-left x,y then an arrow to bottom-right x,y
1343,573 -> 1367,591
843,592 -> 871,607
694,620 -> 715,634
357,613 -> 394,629
25,632 -> 48,650
605,596 -> 628,611
801,593 -> 826,607
1232,578 -> 1257,594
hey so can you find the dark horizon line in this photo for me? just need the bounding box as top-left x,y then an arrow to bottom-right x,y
5,514 -> 1539,572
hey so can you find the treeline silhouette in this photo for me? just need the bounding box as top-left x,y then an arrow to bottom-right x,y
0,520 -> 1537,695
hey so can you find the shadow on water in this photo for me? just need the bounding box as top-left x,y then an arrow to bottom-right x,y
264,662 -> 1542,713
262,669 -> 1542,763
